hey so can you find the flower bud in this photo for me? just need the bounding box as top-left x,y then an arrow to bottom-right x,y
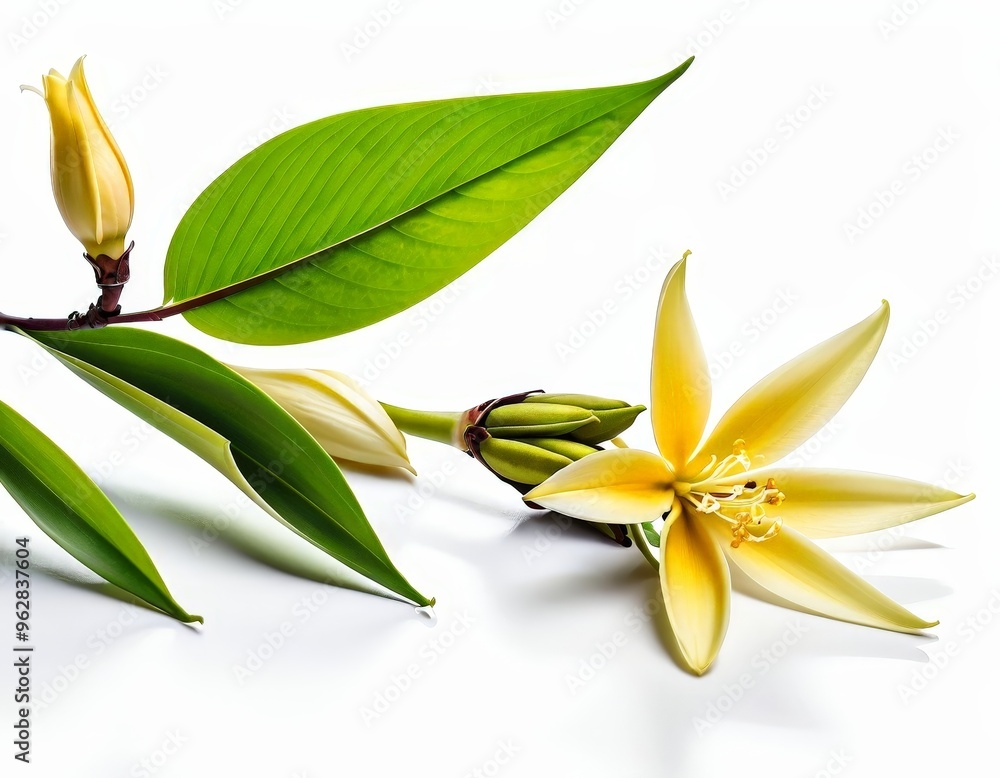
25,57 -> 134,259
460,391 -> 645,490
482,402 -> 598,439
231,366 -> 415,473
478,437 -> 599,485
522,393 -> 646,445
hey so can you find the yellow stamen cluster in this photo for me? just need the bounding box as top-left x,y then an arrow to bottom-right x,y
681,439 -> 784,547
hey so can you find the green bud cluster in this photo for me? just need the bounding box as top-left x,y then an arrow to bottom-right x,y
474,393 -> 645,488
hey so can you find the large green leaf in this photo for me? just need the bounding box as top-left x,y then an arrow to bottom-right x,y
163,60 -> 693,344
21,327 -> 430,606
0,397 -> 200,622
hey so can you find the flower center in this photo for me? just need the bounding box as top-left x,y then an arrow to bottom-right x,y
676,439 -> 784,548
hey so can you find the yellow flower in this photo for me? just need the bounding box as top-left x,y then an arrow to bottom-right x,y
24,57 -> 134,259
525,253 -> 974,675
232,366 -> 415,474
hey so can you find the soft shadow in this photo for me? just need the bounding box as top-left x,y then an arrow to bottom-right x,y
640,575 -> 707,677
5,552 -> 199,628
105,484 -> 404,606
336,460 -> 416,481
729,564 -> 944,661
826,537 -> 946,552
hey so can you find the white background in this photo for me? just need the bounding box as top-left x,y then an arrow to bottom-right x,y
0,1 -> 995,776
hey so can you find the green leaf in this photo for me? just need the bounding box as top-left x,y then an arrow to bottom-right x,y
0,397 -> 200,622
164,60 -> 693,345
20,327 -> 430,606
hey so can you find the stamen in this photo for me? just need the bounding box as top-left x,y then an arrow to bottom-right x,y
690,493 -> 720,514
689,455 -> 719,483
729,512 -> 782,548
730,511 -> 752,548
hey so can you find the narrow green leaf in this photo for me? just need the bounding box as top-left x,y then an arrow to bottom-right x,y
0,398 -> 200,622
20,327 -> 430,606
164,60 -> 693,344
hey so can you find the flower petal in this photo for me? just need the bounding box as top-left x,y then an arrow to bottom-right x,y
69,57 -> 134,242
524,449 -> 674,524
43,72 -> 101,248
704,521 -> 936,634
660,506 -> 730,674
696,302 -> 889,468
231,366 -> 415,473
651,254 -> 711,471
709,467 -> 974,538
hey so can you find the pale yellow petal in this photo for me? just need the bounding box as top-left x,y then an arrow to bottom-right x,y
69,57 -> 134,241
696,302 -> 889,468
660,506 -> 730,675
708,467 -> 974,538
43,73 -> 101,248
704,521 -> 935,634
651,254 -> 711,471
232,366 -> 415,473
524,448 -> 674,524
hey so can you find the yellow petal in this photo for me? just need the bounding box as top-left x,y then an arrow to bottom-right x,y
696,302 -> 889,468
43,72 -> 101,249
709,467 -> 974,539
524,448 -> 674,524
704,521 -> 936,634
660,506 -> 730,674
69,57 -> 134,243
650,254 -> 711,471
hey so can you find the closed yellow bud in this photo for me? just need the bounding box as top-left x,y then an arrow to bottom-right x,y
25,57 -> 134,259
231,366 -> 416,474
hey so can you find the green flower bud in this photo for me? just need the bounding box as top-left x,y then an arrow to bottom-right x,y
380,390 -> 645,548
483,402 -> 597,438
523,393 -> 646,445
478,437 -> 598,486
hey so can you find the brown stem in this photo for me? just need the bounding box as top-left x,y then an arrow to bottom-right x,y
0,243 -> 289,332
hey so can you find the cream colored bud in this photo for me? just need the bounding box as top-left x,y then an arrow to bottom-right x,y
232,366 -> 415,473
25,57 -> 134,259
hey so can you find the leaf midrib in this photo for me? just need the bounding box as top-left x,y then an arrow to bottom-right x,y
167,76 -> 669,308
